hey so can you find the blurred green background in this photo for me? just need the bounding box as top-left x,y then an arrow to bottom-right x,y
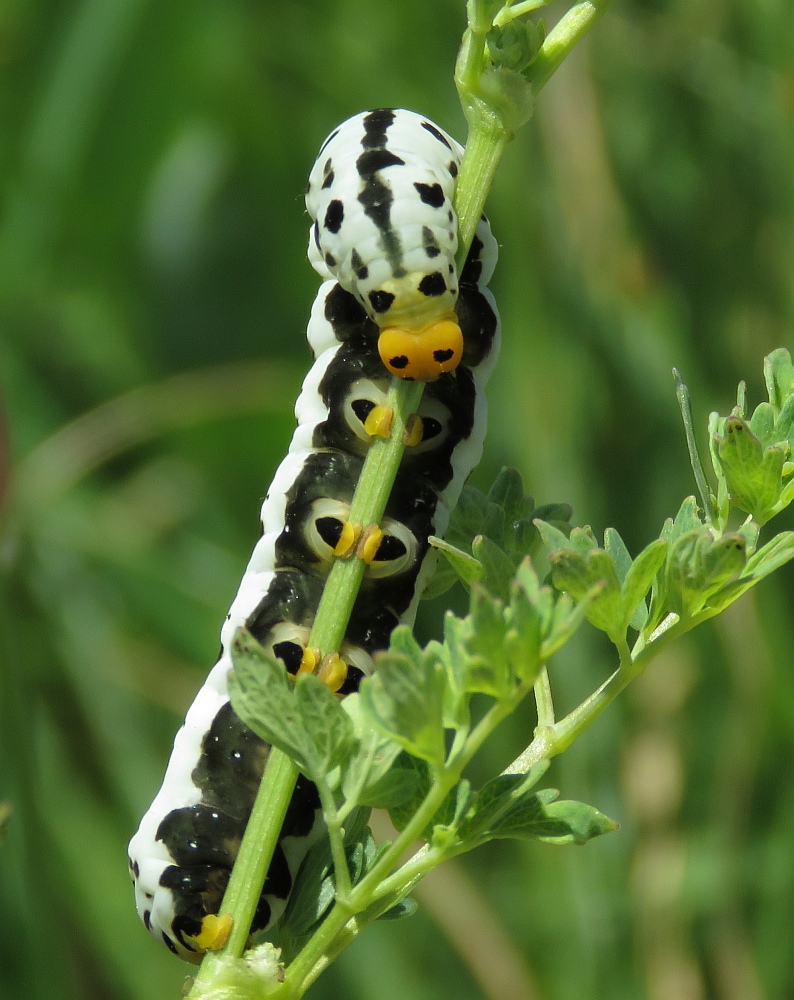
1,1 -> 793,998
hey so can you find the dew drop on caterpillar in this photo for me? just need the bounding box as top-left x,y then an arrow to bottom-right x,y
127,108 -> 500,962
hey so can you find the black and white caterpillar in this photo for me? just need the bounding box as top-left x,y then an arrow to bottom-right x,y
128,108 -> 500,963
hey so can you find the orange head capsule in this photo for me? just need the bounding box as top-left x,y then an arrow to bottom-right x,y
377,316 -> 463,381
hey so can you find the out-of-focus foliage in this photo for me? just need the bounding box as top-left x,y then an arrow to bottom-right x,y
1,2 -> 793,1000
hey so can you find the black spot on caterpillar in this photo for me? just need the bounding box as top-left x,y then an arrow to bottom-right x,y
128,108 -> 500,963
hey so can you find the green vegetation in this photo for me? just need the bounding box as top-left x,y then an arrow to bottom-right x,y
2,1 -> 794,999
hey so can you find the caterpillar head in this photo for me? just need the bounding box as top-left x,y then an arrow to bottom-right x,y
377,314 -> 463,381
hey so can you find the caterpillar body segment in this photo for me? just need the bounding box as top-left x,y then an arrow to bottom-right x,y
307,108 -> 476,382
128,108 -> 500,963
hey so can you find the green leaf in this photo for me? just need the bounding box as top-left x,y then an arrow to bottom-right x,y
457,763 -> 549,844
429,536 -> 484,587
377,897 -> 418,921
662,529 -> 747,618
534,518 -> 572,553
463,586 -> 514,695
354,758 -> 420,809
283,807 -> 372,938
472,533 -> 516,602
227,629 -> 307,767
743,530 -> 794,581
532,502 -> 573,525
774,394 -> 794,445
487,466 -> 531,520
604,527 -> 632,586
620,537 -> 668,632
567,526 -> 599,554
229,629 -> 357,785
717,416 -> 786,521
749,401 -> 776,446
462,779 -> 618,845
387,756 -> 433,833
670,495 -> 704,538
341,695 -> 404,805
358,629 -> 447,765
533,799 -> 620,845
549,548 -> 624,641
293,673 -> 357,779
764,348 -> 794,414
420,554 -> 460,601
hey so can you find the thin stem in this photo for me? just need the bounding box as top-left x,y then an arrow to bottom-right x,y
455,125 -> 511,269
319,799 -> 353,902
533,667 -> 554,726
494,0 -> 553,26
526,0 -> 615,94
309,379 -> 424,656
189,382 -> 424,994
674,368 -> 717,525
189,750 -> 299,989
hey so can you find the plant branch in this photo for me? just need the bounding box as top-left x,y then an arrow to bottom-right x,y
525,0 -> 615,94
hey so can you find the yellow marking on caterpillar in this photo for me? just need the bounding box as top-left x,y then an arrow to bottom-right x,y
318,653 -> 347,692
297,647 -> 320,675
378,315 -> 463,382
194,912 -> 233,951
332,520 -> 360,557
402,415 -> 424,448
358,525 -> 384,564
364,404 -> 393,439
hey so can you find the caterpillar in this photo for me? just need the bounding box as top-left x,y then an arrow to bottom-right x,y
128,108 -> 500,963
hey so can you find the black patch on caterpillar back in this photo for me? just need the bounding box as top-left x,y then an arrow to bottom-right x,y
283,775 -> 322,837
456,285 -> 498,370
324,284 -> 378,347
350,248 -> 368,280
346,595 -> 400,651
356,117 -> 404,273
276,449 -> 437,613
414,182 -> 445,208
368,289 -> 395,314
448,160 -> 458,178
460,234 -> 485,287
324,200 -> 344,234
361,108 -> 395,148
191,702 -> 269,819
325,252 -> 336,269
422,226 -> 441,258
246,571 -> 323,644
418,272 -> 446,297
421,120 -> 452,149
157,805 -> 245,869
273,640 -> 304,674
357,149 -> 405,176
310,337 -> 478,493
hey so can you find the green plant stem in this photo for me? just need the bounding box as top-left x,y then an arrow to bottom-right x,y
190,3 -> 616,990
674,368 -> 717,525
526,0 -> 615,93
533,667 -> 554,726
520,612 -> 726,774
283,682 -> 531,997
455,124 -> 511,269
309,379 -> 424,657
189,750 -> 300,991
188,379 -> 425,996
494,0 -> 552,26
